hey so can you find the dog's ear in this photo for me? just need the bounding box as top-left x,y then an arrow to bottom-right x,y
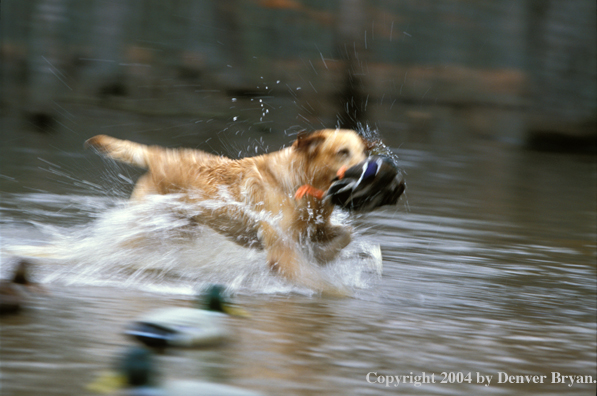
293,131 -> 326,154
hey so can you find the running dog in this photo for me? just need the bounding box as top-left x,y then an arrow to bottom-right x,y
86,129 -> 375,291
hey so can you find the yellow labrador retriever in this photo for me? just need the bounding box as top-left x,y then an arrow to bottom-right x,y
86,129 -> 369,291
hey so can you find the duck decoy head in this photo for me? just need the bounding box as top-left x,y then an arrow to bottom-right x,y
12,260 -> 31,286
117,346 -> 158,387
202,285 -> 227,312
199,285 -> 249,317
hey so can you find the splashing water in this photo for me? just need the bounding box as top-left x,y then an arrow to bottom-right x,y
356,123 -> 400,162
5,193 -> 383,296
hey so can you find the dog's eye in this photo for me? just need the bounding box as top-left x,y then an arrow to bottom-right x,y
337,148 -> 350,157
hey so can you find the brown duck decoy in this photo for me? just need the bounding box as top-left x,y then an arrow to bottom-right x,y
0,259 -> 36,314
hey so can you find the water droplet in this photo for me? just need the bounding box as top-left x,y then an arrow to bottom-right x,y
297,87 -> 301,90
233,116 -> 238,121
231,98 -> 237,102
276,80 -> 280,84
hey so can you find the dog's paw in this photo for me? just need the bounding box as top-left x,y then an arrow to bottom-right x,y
84,135 -> 110,151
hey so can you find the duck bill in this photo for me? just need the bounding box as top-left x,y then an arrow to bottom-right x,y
222,304 -> 250,318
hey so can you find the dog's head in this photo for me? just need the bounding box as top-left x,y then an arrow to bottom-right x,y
292,129 -> 370,189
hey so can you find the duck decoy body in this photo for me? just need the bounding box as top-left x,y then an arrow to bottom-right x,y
125,285 -> 244,348
89,346 -> 265,396
326,156 -> 405,212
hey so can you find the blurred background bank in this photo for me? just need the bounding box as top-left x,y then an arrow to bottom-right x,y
1,0 -> 595,152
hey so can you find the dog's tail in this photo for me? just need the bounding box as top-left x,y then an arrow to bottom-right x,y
85,135 -> 149,168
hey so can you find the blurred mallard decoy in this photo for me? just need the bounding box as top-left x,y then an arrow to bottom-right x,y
125,285 -> 247,348
295,156 -> 405,212
0,259 -> 38,315
88,346 -> 265,396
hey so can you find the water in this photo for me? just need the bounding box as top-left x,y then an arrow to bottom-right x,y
1,104 -> 596,395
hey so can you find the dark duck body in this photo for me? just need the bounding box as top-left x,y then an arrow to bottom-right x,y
326,156 -> 405,212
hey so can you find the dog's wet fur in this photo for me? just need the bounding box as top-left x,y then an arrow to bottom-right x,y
86,129 -> 377,293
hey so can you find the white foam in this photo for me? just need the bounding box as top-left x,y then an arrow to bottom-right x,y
5,194 -> 383,296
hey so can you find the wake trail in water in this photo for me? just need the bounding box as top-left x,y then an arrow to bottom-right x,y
4,194 -> 383,296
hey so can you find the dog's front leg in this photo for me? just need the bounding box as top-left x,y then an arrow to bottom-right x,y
259,221 -> 309,279
259,221 -> 347,295
312,224 -> 352,264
